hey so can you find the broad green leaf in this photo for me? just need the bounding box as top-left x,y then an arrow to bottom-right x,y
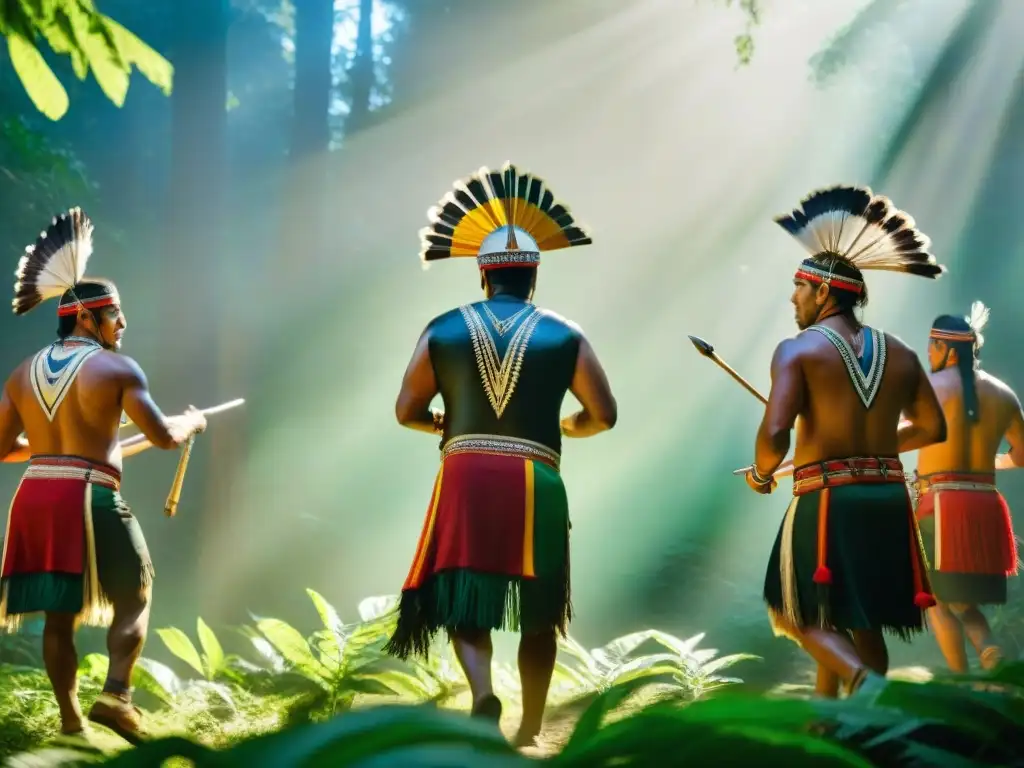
698,652 -> 761,676
78,652 -> 108,681
66,4 -> 128,106
647,630 -> 706,659
357,594 -> 399,622
306,588 -> 344,634
598,629 -> 658,665
220,704 -> 518,765
155,627 -> 204,677
256,618 -> 329,687
102,17 -> 173,95
196,617 -> 225,679
133,657 -> 181,704
7,33 -> 69,120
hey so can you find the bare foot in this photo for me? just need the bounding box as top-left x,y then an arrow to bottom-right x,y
513,731 -> 539,749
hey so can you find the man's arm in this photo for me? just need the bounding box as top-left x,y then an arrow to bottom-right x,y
561,336 -> 617,438
897,359 -> 947,452
1,435 -> 31,463
0,385 -> 25,462
120,357 -> 204,449
995,391 -> 1024,469
395,330 -> 442,435
752,339 -> 804,478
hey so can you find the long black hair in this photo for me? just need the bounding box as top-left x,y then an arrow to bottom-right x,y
931,314 -> 980,422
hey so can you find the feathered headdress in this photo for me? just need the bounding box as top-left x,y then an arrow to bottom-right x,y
418,162 -> 592,270
930,300 -> 990,350
775,185 -> 945,296
12,208 -> 116,317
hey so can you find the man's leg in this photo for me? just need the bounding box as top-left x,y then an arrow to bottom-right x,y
88,588 -> 151,743
928,602 -> 969,672
43,612 -> 82,733
105,589 -> 151,691
815,664 -> 840,698
950,603 -> 1003,669
773,614 -> 875,692
851,630 -> 889,676
515,629 -> 557,747
450,628 -> 501,719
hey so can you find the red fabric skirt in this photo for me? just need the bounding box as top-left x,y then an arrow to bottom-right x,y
403,451 -> 543,590
916,472 -> 1017,575
1,456 -> 121,579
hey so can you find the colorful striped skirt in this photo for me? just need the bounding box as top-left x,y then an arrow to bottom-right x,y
915,472 -> 1018,605
384,435 -> 571,660
763,456 -> 934,642
0,456 -> 153,631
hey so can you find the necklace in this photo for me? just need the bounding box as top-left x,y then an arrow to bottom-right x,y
481,303 -> 533,336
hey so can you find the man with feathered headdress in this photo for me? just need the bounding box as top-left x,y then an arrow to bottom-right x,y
747,186 -> 948,697
383,163 -> 617,746
0,209 -> 206,741
899,301 -> 1021,672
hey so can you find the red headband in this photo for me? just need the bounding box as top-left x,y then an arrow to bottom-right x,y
56,294 -> 119,317
794,262 -> 864,295
929,329 -> 975,343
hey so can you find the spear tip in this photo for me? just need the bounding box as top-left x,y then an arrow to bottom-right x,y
688,335 -> 715,357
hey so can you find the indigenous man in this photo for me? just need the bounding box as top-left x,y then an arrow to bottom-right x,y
383,163 -> 617,747
902,302 -> 1020,671
747,186 -> 948,697
0,209 -> 207,741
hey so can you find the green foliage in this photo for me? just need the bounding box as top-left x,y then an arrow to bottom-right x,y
0,114 -> 96,221
547,629 -> 757,715
717,0 -> 762,66
0,0 -> 173,120
6,589 -> 1024,767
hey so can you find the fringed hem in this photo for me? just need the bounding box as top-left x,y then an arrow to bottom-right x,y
384,568 -> 571,660
0,563 -> 152,633
766,603 -> 925,644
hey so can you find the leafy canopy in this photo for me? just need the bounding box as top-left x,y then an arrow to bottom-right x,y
0,0 -> 173,120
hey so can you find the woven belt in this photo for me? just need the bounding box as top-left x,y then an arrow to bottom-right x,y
916,472 -> 997,495
441,434 -> 560,471
25,455 -> 121,490
792,456 -> 904,496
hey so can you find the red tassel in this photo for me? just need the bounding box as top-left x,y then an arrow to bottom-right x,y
813,566 -> 832,585
914,591 -> 936,610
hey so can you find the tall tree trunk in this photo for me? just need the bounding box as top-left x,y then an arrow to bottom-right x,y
346,0 -> 375,134
164,0 -> 230,622
279,0 -> 334,286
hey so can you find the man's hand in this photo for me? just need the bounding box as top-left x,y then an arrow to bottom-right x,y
745,468 -> 777,495
183,405 -> 207,434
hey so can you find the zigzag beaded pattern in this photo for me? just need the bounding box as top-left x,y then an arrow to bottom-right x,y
459,303 -> 542,419
807,325 -> 887,409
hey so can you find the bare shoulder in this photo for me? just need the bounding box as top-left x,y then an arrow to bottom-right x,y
978,369 -> 1021,406
536,307 -> 582,335
880,330 -> 915,356
98,352 -> 147,385
3,358 -> 32,396
776,332 -> 813,361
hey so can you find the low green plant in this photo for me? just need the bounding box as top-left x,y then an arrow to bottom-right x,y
546,629 -> 757,715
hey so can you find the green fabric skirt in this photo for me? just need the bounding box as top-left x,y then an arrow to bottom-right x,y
764,481 -> 929,640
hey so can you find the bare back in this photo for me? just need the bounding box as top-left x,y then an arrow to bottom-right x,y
792,324 -> 926,467
917,369 -> 1018,475
7,342 -> 132,470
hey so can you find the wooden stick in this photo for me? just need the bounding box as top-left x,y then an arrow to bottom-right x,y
164,435 -> 195,517
687,335 -> 768,405
162,398 -> 245,517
